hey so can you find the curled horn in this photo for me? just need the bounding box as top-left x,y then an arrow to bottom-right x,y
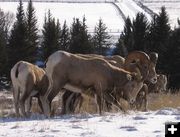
124,51 -> 150,66
124,51 -> 151,80
149,52 -> 158,63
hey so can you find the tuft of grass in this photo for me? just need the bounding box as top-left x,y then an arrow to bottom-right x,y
148,92 -> 180,110
30,98 -> 43,114
0,94 -> 14,117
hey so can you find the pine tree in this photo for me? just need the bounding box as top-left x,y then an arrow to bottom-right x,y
0,9 -> 8,76
41,10 -> 61,60
8,0 -> 29,70
59,21 -> 70,51
93,18 -> 111,55
132,13 -> 149,52
164,22 -> 180,89
26,0 -> 38,63
118,16 -> 133,53
114,38 -> 128,57
148,6 -> 171,73
69,17 -> 93,54
169,27 -> 180,73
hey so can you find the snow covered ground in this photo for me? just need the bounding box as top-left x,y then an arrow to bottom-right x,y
0,108 -> 180,137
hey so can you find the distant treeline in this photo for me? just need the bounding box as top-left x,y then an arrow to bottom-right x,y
1,0 -> 180,90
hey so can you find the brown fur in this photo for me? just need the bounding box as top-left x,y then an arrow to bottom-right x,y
41,51 -> 146,116
135,84 -> 148,111
148,74 -> 167,93
11,61 -> 49,117
62,52 -> 158,114
40,50 -> 157,116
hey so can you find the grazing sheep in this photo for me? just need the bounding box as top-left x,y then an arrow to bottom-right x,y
61,52 -> 158,114
11,61 -> 48,117
40,51 -> 153,116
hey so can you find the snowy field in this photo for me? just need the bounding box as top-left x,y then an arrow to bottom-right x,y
0,108 -> 180,137
140,0 -> 180,28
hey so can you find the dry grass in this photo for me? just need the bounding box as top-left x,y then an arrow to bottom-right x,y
148,92 -> 180,110
30,92 -> 63,116
0,90 -> 180,117
72,91 -> 180,113
0,91 -> 14,117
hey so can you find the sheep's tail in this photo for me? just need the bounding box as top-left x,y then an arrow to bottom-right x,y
15,63 -> 21,78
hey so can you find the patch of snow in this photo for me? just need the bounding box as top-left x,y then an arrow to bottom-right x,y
0,108 -> 180,137
155,107 -> 179,115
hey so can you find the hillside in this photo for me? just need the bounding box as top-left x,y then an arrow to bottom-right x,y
0,0 -> 152,39
137,0 -> 180,27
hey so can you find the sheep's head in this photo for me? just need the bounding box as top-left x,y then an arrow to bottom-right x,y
124,51 -> 158,83
147,52 -> 158,84
123,79 -> 144,105
124,51 -> 150,81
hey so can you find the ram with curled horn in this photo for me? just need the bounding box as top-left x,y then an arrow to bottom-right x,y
61,51 -> 158,114
40,50 -> 147,116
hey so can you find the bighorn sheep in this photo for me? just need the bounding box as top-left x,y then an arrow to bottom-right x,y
61,52 -> 158,114
148,74 -> 167,93
40,50 -> 154,116
11,61 -> 49,117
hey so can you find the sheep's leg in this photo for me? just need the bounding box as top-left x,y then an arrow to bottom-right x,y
41,80 -> 65,117
19,85 -> 33,117
40,96 -> 51,117
95,94 -> 102,115
103,91 -> 114,112
19,89 -> 28,117
61,90 -> 73,115
66,92 -> 77,114
94,87 -> 103,115
37,96 -> 43,113
105,100 -> 112,112
25,96 -> 32,116
141,84 -> 148,111
104,90 -> 126,112
135,84 -> 148,111
40,74 -> 55,117
74,94 -> 83,113
142,98 -> 148,111
13,86 -> 20,117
